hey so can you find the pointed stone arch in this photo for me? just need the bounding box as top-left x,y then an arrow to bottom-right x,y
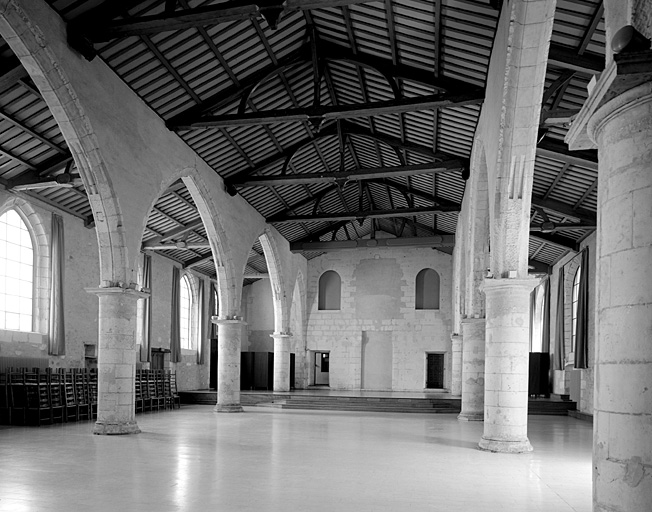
0,0 -> 130,285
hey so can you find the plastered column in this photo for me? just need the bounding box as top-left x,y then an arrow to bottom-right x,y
479,278 -> 537,452
458,318 -> 485,421
587,82 -> 652,512
450,334 -> 462,397
86,286 -> 146,435
271,333 -> 292,392
213,318 -> 245,413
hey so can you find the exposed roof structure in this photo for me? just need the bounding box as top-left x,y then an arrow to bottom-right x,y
0,0 -> 604,280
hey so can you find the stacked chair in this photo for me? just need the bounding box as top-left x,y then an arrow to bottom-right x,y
134,369 -> 181,413
0,367 -> 98,426
0,367 -> 180,424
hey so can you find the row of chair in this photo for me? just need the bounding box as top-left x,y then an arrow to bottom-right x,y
0,368 -> 181,426
135,369 -> 181,413
0,368 -> 97,426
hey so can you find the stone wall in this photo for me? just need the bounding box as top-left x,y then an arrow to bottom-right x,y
146,252 -> 210,390
306,246 -> 453,391
0,190 -> 98,369
242,279 -> 274,352
550,232 -> 596,415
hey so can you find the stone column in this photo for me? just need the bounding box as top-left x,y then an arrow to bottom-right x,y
458,318 -> 485,421
587,82 -> 652,511
271,332 -> 292,392
450,334 -> 462,397
213,317 -> 245,413
86,286 -> 147,435
479,278 -> 536,452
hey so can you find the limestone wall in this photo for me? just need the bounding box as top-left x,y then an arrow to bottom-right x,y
0,190 -> 98,369
306,246 -> 453,391
549,232 -> 596,416
242,279 -> 274,353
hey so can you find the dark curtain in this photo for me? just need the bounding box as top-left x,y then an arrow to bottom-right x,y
140,253 -> 152,363
197,279 -> 205,365
529,288 -> 536,351
170,266 -> 182,363
553,267 -> 565,370
48,214 -> 65,355
542,278 -> 551,353
575,248 -> 590,369
208,282 -> 218,339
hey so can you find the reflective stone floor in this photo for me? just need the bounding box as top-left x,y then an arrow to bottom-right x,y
0,406 -> 592,511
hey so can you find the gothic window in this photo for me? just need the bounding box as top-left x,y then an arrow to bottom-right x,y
180,273 -> 192,349
0,209 -> 34,331
571,266 -> 582,353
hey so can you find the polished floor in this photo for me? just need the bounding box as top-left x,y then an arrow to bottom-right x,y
0,406 -> 592,512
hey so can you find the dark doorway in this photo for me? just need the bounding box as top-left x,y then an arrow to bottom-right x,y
210,339 -> 218,390
426,353 -> 445,389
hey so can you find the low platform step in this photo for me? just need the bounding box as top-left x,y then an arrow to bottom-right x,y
180,391 -> 576,416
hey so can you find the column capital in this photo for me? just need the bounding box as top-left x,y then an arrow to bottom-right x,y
482,277 -> 538,294
85,286 -> 149,300
566,50 -> 652,150
270,332 -> 292,339
211,316 -> 247,326
461,317 -> 486,326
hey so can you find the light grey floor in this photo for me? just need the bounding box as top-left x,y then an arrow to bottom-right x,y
0,406 -> 592,512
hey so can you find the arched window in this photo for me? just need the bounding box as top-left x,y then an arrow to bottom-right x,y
0,209 -> 34,331
318,270 -> 341,310
531,284 -> 546,352
180,274 -> 192,349
416,268 -> 440,310
571,266 -> 581,353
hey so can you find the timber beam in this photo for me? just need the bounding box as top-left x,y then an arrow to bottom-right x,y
233,159 -> 466,188
548,43 -> 604,75
536,139 -> 598,170
290,234 -> 455,252
68,1 -> 383,59
268,205 -> 460,224
142,219 -> 205,248
174,91 -> 484,129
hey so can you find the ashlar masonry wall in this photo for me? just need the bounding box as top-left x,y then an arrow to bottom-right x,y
306,246 -> 453,391
0,191 -> 99,369
549,232 -> 596,416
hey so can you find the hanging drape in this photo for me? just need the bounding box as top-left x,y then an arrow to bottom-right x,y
553,267 -> 565,370
197,279 -> 205,365
208,282 -> 218,339
170,266 -> 182,363
574,248 -> 590,369
48,214 -> 65,355
541,278 -> 551,353
139,253 -> 152,363
529,288 -> 536,352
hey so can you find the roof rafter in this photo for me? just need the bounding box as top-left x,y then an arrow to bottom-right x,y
68,0 -> 383,54
268,205 -> 460,224
234,159 -> 465,188
176,91 -> 485,129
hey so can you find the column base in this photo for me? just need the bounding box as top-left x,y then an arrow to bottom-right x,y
214,404 -> 244,413
458,412 -> 483,422
478,436 -> 532,453
93,421 -> 141,435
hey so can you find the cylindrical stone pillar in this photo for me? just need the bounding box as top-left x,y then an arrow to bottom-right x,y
450,334 -> 462,397
479,278 -> 537,453
271,332 -> 292,392
458,318 -> 485,421
85,286 -> 146,435
587,82 -> 652,511
213,317 -> 245,413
